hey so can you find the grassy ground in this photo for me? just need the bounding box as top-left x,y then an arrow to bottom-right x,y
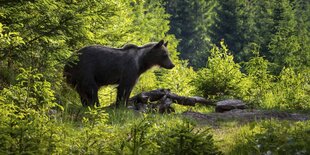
42,102 -> 310,154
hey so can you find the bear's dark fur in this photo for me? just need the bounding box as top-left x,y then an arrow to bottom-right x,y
64,40 -> 175,107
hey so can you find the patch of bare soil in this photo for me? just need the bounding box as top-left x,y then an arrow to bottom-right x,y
183,109 -> 309,125
127,89 -> 309,126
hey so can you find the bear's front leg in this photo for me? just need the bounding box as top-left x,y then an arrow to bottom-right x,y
116,84 -> 135,107
116,76 -> 137,107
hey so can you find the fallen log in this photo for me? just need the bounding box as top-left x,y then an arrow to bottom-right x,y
128,89 -> 215,113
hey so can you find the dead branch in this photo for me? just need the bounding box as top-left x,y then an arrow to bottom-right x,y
128,89 -> 215,113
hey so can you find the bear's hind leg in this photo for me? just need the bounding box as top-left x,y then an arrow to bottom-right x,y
80,96 -> 88,107
84,85 -> 99,107
77,81 -> 100,107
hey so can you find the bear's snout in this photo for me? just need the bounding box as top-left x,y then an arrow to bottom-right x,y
164,63 -> 175,69
168,64 -> 175,69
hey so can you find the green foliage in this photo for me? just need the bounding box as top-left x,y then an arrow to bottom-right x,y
156,122 -> 221,155
166,0 -> 309,71
0,68 -> 63,154
194,41 -> 245,100
265,68 -> 310,110
98,86 -> 118,107
230,120 -> 310,155
268,0 -> 308,72
109,115 -> 221,155
111,117 -> 156,155
133,70 -> 158,94
0,22 -> 24,49
157,61 -> 197,96
0,0 -> 178,104
242,52 -> 274,107
66,107 -> 112,154
209,0 -> 239,55
165,0 -> 217,68
194,41 -> 310,110
0,1 -> 309,154
0,22 -> 24,86
1,68 -> 61,110
242,55 -> 310,110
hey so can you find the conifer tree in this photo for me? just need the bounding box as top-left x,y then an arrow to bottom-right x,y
209,0 -> 239,54
165,0 -> 217,68
269,0 -> 300,71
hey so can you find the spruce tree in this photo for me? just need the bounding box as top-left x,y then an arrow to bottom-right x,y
209,0 -> 239,55
165,0 -> 217,68
269,0 -> 300,72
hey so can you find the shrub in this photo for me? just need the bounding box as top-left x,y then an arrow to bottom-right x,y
110,117 -> 156,155
107,115 -> 221,155
269,67 -> 310,110
243,60 -> 310,110
157,60 -> 197,96
242,53 -> 274,108
230,120 -> 310,155
0,68 -> 64,154
194,41 -> 245,100
156,122 -> 222,155
65,107 -> 112,154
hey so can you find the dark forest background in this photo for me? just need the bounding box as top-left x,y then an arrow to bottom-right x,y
165,0 -> 309,70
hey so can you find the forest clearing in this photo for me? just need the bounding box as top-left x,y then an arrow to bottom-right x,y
0,0 -> 309,154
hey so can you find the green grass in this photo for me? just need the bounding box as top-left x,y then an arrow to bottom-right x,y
80,105 -> 310,154
1,96 -> 309,154
102,107 -> 310,154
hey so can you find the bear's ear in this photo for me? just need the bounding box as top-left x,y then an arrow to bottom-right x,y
154,40 -> 164,48
164,41 -> 168,47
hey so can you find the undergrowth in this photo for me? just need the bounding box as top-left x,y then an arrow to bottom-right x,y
1,67 -> 309,154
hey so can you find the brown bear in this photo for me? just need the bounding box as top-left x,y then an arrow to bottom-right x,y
64,40 -> 175,107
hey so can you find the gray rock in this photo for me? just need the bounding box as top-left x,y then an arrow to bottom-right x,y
215,99 -> 247,113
